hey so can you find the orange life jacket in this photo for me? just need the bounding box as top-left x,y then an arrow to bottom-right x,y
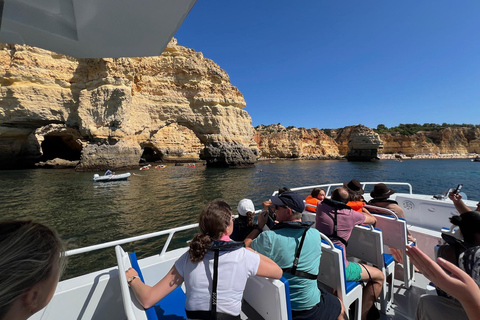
305,195 -> 320,212
346,201 -> 365,212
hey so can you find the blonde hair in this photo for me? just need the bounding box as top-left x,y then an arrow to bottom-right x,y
0,220 -> 66,319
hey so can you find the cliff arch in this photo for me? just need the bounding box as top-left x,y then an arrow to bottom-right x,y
40,135 -> 82,162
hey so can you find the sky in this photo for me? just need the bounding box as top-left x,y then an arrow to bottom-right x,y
174,1 -> 480,129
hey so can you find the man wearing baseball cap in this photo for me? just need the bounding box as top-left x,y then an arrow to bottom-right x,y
245,191 -> 346,320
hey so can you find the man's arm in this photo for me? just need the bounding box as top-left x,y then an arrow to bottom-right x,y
360,207 -> 377,224
245,208 -> 269,248
448,191 -> 471,214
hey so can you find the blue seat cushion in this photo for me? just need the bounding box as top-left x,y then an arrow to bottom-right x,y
151,286 -> 187,320
384,254 -> 394,267
129,252 -> 187,320
345,281 -> 361,293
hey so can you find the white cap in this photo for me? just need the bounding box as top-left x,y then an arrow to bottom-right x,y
237,199 -> 255,216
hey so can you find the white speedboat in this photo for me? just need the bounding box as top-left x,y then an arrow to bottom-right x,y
93,172 -> 131,182
28,182 -> 478,320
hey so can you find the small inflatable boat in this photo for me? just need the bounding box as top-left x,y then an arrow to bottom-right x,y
93,173 -> 131,182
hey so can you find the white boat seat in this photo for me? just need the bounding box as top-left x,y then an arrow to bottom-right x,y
348,225 -> 395,312
115,245 -> 187,320
243,276 -> 293,320
368,209 -> 416,288
318,235 -> 363,320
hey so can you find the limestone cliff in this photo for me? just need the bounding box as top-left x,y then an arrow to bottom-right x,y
0,39 -> 257,170
254,124 -> 340,159
379,127 -> 480,156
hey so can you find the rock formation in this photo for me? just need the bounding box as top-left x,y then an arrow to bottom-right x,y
325,125 -> 384,161
254,124 -> 340,159
0,38 -> 257,170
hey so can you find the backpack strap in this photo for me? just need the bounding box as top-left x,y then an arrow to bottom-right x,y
211,248 -> 219,320
281,226 -> 318,279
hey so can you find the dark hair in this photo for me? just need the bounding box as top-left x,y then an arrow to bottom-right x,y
450,211 -> 480,245
349,192 -> 363,202
189,200 -> 232,263
311,188 -> 321,198
331,187 -> 349,204
0,220 -> 66,319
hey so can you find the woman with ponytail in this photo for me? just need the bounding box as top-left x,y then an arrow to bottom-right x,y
126,200 -> 282,319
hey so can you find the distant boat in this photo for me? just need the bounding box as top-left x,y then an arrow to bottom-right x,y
472,157 -> 480,162
93,173 -> 131,182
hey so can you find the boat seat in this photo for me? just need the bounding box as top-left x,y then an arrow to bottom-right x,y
243,276 -> 292,320
318,235 -> 362,320
348,225 -> 395,312
115,245 -> 187,320
301,210 -> 316,227
366,207 -> 416,289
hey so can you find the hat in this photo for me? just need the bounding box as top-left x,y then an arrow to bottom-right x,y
343,179 -> 364,195
370,183 -> 395,199
237,199 -> 255,216
270,191 -> 305,213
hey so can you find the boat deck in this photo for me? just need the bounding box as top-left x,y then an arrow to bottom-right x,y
380,265 -> 429,320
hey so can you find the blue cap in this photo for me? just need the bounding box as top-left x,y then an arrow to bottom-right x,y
271,191 -> 305,213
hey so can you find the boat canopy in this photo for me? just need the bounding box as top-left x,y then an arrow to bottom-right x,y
0,0 -> 197,58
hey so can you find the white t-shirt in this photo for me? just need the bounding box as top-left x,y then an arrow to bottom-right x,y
174,247 -> 260,316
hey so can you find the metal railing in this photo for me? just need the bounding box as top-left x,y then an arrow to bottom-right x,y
66,223 -> 199,257
272,182 -> 413,196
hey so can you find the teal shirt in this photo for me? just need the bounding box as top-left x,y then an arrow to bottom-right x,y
251,227 -> 322,311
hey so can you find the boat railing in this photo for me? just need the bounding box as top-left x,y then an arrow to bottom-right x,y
272,182 -> 413,196
65,223 -> 199,258
364,205 -> 399,220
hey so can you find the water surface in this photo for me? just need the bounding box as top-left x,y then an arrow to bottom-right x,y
1,159 -> 478,278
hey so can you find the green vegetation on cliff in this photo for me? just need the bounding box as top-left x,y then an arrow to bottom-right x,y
374,123 -> 480,136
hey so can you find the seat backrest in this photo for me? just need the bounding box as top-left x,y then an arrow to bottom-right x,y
371,213 -> 408,249
348,225 -> 385,269
319,238 -> 346,297
243,276 -> 292,320
129,252 -> 187,320
115,245 -> 148,320
301,211 -> 316,226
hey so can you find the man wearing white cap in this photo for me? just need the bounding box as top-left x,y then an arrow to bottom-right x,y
231,199 -> 256,241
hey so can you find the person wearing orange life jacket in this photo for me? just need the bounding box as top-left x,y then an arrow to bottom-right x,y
343,179 -> 369,214
347,193 -> 366,212
305,188 -> 326,213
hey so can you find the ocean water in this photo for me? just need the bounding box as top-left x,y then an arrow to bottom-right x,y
1,159 -> 479,278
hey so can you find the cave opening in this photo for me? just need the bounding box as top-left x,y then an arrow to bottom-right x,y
140,146 -> 163,163
40,135 -> 82,161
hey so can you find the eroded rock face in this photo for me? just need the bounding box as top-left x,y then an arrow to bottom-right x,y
0,39 -> 257,169
254,124 -> 340,159
379,127 -> 480,156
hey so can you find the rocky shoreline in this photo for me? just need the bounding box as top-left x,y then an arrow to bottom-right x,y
378,153 -> 480,160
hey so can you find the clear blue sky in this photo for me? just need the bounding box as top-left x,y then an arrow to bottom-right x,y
174,1 -> 480,129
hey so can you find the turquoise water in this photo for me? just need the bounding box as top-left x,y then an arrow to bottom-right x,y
1,159 -> 479,278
